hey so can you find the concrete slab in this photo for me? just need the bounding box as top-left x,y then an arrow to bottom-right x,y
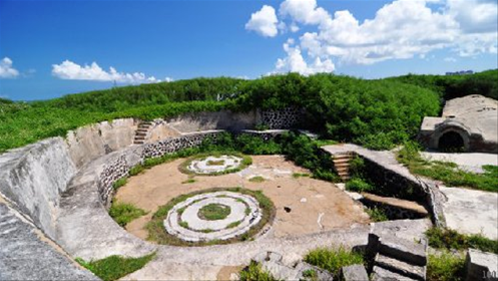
420,152 -> 498,173
440,186 -> 498,240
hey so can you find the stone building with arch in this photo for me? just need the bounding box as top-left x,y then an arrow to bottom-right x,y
419,95 -> 497,153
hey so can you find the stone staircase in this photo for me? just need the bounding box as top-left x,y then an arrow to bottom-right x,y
134,121 -> 153,145
368,232 -> 427,281
332,152 -> 354,181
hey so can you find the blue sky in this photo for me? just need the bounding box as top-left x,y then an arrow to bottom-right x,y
0,0 -> 497,101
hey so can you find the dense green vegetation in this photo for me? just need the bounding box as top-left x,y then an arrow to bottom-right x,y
3,70 -> 494,153
304,246 -> 364,277
427,251 -> 466,281
426,227 -> 498,254
390,69 -> 498,100
108,201 -> 148,227
397,143 -> 498,192
75,253 -> 155,281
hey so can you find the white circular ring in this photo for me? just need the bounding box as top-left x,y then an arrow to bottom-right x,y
164,191 -> 263,242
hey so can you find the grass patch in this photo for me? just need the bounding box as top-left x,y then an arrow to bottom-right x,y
179,221 -> 189,228
313,139 -> 338,147
365,206 -> 389,222
397,143 -> 498,192
249,176 -> 265,183
304,246 -> 364,277
109,201 -> 147,227
179,152 -> 252,176
75,253 -> 155,281
302,269 -> 318,281
112,177 -> 127,190
227,220 -> 242,228
292,172 -> 311,178
146,187 -> 275,246
239,261 -> 279,281
426,227 -> 498,254
181,178 -> 196,184
198,203 -> 231,220
206,159 -> 225,166
427,251 -> 466,281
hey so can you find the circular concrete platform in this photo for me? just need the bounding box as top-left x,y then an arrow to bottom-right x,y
164,191 -> 262,242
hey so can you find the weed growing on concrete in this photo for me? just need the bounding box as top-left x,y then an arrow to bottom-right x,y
239,261 -> 279,281
426,227 -> 498,254
397,143 -> 498,192
304,246 -> 364,277
427,251 -> 465,281
75,253 -> 156,281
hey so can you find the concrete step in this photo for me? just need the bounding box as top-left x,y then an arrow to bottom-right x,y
335,166 -> 350,172
135,132 -> 147,137
375,253 -> 426,281
371,266 -> 417,281
134,140 -> 145,144
333,158 -> 351,164
333,154 -> 353,160
369,233 -> 427,266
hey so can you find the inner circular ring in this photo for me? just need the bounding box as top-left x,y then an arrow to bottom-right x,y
182,198 -> 246,231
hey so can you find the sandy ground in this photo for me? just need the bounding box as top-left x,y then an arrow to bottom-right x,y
115,155 -> 370,240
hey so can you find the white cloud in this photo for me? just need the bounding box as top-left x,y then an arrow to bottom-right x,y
273,39 -> 335,76
0,57 -> 19,78
245,5 -> 279,37
279,0 -> 330,26
52,60 -> 163,84
248,0 -> 498,75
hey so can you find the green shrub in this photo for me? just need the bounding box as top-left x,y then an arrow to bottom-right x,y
109,202 -> 147,227
427,251 -> 466,281
345,178 -> 374,193
240,262 -> 279,281
365,207 -> 389,222
426,227 -> 498,254
304,246 -> 364,276
75,253 -> 155,281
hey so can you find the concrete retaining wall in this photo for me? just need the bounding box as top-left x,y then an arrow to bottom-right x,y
66,118 -> 138,168
322,144 -> 446,227
0,138 -> 77,240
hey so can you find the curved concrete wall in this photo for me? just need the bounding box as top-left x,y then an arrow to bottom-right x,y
0,138 -> 77,239
66,118 -> 138,168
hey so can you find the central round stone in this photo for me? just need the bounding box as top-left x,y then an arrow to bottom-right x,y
198,203 -> 231,221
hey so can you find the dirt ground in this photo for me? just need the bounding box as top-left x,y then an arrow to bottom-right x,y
114,155 -> 370,240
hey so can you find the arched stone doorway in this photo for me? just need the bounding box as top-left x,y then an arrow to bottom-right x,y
438,131 -> 465,152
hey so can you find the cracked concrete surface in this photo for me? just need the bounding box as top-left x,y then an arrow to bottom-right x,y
439,186 -> 498,240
